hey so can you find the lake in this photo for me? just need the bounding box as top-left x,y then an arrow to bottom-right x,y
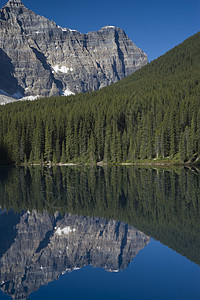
0,166 -> 200,299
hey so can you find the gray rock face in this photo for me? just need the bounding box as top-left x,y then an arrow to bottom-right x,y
0,0 -> 148,102
0,210 -> 150,299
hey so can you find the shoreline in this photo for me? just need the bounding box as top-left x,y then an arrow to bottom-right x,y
1,161 -> 200,168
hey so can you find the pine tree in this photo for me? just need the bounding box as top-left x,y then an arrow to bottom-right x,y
19,129 -> 25,162
44,126 -> 53,163
191,115 -> 197,153
55,138 -> 61,163
87,133 -> 96,163
169,120 -> 176,157
179,131 -> 186,161
61,140 -> 66,163
104,126 -> 111,162
155,129 -> 161,158
186,127 -> 193,159
32,123 -> 44,162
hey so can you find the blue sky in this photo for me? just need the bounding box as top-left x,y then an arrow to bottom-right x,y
1,0 -> 200,61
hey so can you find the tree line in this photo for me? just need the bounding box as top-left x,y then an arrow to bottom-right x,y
0,32 -> 200,164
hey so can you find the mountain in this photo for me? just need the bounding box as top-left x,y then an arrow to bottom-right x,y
0,31 -> 199,164
0,210 -> 149,299
0,0 -> 147,103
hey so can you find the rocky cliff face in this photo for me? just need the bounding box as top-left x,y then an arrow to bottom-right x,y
0,0 -> 148,103
0,210 -> 150,299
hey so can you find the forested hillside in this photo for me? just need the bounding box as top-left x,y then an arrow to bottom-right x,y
0,32 -> 200,164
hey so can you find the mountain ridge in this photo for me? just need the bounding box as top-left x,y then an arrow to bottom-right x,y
0,0 -> 147,104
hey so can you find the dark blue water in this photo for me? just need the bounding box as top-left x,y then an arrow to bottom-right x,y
26,239 -> 200,300
2,239 -> 197,300
0,166 -> 200,299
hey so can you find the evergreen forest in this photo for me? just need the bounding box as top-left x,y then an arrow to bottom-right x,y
0,32 -> 200,164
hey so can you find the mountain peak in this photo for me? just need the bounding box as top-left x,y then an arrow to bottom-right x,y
3,0 -> 24,8
0,0 -> 148,100
101,26 -> 117,30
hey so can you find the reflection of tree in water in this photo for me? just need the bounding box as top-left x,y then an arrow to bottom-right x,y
0,144 -> 12,165
41,167 -> 75,211
0,166 -> 200,264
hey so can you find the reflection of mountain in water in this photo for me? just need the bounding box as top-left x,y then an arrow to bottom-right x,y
0,210 -> 149,299
0,165 -> 200,299
0,166 -> 200,266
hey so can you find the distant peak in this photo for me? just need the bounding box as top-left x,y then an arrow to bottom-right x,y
100,26 -> 117,30
3,0 -> 24,8
99,26 -> 124,34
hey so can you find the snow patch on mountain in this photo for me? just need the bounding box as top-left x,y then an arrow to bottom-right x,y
55,226 -> 76,236
52,65 -> 73,74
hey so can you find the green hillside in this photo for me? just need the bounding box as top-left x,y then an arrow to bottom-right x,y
0,32 -> 200,164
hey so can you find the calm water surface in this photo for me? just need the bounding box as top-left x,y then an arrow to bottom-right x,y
0,166 -> 200,299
